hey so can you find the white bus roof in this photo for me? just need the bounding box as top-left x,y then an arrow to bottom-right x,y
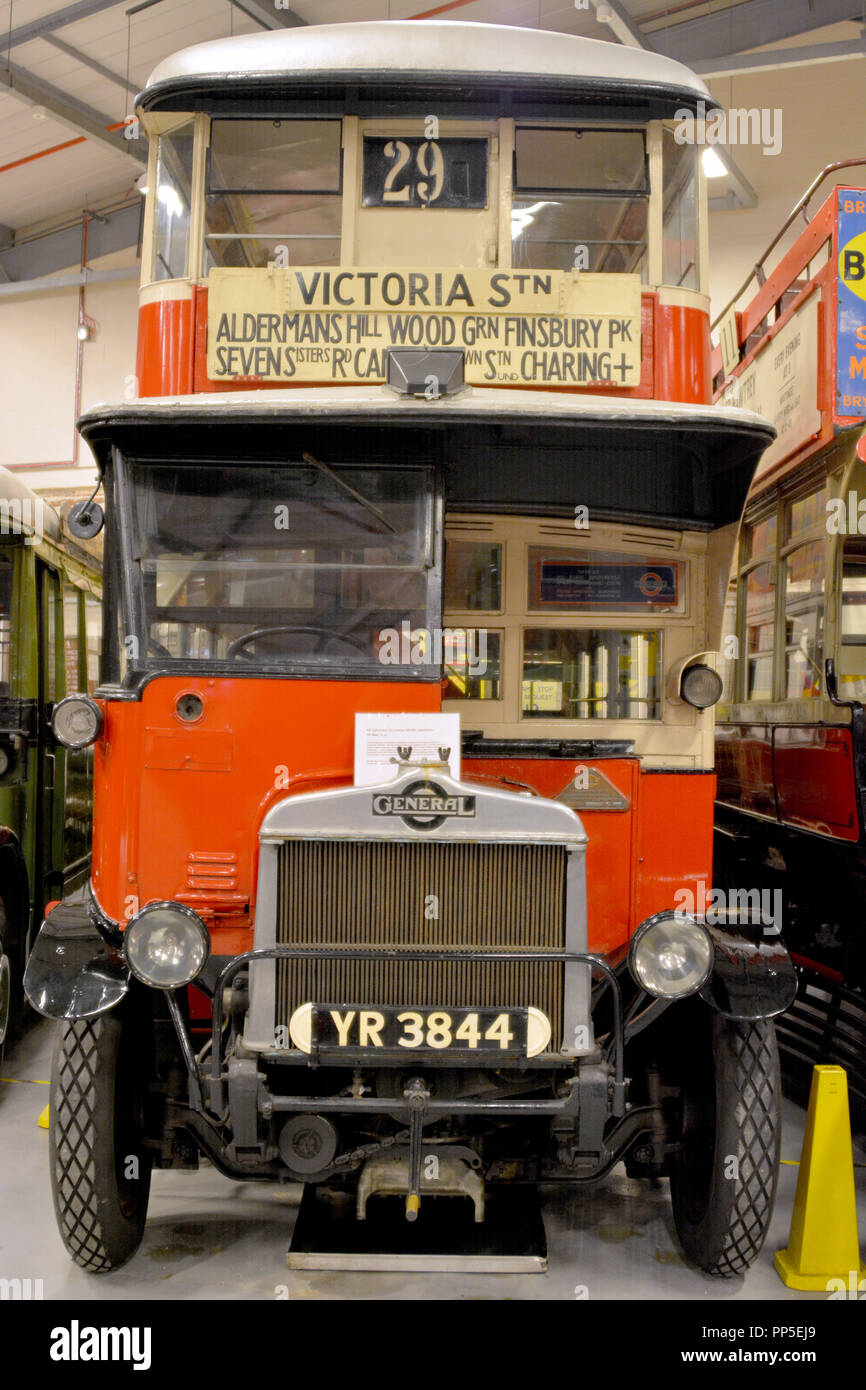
141,20 -> 714,114
0,466 -> 60,543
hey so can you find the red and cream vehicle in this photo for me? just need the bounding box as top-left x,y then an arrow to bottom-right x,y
25,20 -> 792,1276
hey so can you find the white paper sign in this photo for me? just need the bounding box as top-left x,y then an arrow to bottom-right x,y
354,713 -> 461,787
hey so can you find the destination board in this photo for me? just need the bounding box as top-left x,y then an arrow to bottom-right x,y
206,267 -> 642,387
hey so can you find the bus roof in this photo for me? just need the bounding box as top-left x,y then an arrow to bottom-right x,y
139,20 -> 716,116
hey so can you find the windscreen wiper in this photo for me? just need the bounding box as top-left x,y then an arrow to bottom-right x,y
302,451 -> 396,535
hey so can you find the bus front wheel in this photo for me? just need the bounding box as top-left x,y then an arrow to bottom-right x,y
50,1003 -> 153,1271
669,1012 -> 780,1277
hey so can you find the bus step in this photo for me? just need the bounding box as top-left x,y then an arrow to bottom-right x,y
287,1183 -> 547,1273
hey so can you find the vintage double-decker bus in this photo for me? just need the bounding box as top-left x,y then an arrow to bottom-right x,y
712,170 -> 866,1131
0,470 -> 102,1046
25,20 -> 791,1277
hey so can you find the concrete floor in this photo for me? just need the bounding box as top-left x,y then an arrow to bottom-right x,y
1,1015 -> 863,1302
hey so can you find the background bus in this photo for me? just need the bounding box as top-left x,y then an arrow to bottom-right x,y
712,170 -> 866,1130
0,468 -> 102,1046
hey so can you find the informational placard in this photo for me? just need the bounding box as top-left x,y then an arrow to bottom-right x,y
724,292 -> 821,475
354,712 -> 461,787
535,558 -> 678,609
207,267 -> 642,388
836,188 -> 866,417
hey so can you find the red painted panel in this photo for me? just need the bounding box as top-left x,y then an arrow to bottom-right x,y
654,303 -> 711,403
715,724 -> 776,818
136,300 -> 194,397
462,756 -> 639,954
773,725 -> 859,841
92,676 -> 440,954
632,772 -> 715,929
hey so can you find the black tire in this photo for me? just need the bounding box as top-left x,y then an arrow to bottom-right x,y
49,1003 -> 153,1272
670,1011 -> 780,1277
0,944 -> 10,1049
0,883 -> 27,1047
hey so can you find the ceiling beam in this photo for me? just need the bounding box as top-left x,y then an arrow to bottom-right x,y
694,36 -> 866,78
43,35 -> 139,96
0,62 -> 145,164
0,0 -> 126,57
227,0 -> 307,30
0,202 -> 140,280
649,0 -> 865,64
588,1 -> 646,51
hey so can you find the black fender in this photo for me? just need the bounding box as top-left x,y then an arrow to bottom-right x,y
698,921 -> 796,1020
23,899 -> 129,1021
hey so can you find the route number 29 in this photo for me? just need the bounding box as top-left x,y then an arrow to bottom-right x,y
383,139 -> 445,204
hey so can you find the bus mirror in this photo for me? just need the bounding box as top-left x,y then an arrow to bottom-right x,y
67,500 -> 104,539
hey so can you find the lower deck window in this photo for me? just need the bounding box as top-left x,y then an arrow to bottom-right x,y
442,628 -> 501,700
522,627 -> 660,719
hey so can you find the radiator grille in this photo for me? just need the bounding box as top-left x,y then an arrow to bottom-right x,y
274,839 -> 567,1046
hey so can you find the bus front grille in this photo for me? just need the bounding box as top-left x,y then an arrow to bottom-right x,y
274,839 -> 567,1047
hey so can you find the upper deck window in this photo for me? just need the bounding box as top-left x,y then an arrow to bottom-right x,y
205,119 -> 342,270
153,122 -> 194,282
512,127 -> 648,277
662,128 -> 699,291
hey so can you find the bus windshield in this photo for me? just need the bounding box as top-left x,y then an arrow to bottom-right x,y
117,458 -> 437,676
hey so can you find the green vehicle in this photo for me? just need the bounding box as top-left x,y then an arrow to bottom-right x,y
0,469 -> 102,1045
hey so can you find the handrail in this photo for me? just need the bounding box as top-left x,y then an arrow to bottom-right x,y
711,158 -> 866,331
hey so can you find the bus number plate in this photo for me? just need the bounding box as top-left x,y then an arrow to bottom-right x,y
313,1004 -> 527,1055
362,138 -> 488,208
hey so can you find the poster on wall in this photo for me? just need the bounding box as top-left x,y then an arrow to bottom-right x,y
837,188 -> 866,418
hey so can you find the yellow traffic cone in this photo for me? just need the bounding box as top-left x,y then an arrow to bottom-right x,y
775,1065 -> 865,1291
37,1103 -> 49,1130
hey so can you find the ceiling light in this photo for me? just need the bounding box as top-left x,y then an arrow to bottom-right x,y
31,105 -> 47,121
702,147 -> 728,179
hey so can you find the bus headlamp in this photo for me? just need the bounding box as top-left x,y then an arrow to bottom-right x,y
628,912 -> 713,999
124,902 -> 209,989
680,663 -> 723,709
51,694 -> 103,749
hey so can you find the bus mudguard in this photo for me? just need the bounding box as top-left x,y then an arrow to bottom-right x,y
24,900 -> 129,1021
698,921 -> 796,1021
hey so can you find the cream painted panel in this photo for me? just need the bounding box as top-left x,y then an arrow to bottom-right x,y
353,121 -> 499,270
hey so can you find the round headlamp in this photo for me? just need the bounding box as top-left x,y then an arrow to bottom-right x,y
124,902 -> 209,989
680,663 -> 723,709
629,912 -> 713,1000
51,694 -> 103,750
